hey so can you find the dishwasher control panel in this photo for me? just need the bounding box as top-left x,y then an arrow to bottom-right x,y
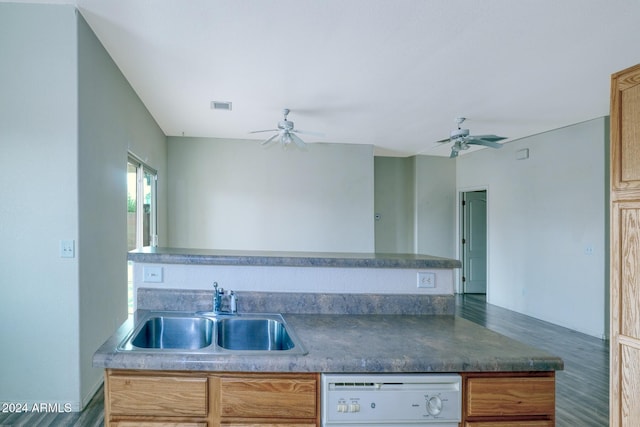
321,374 -> 461,426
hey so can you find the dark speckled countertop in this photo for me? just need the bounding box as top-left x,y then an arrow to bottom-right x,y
93,312 -> 563,373
127,247 -> 462,269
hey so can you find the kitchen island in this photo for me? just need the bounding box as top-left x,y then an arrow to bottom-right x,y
94,310 -> 561,373
101,249 -> 562,426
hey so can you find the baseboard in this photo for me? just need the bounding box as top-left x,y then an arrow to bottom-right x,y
80,376 -> 104,411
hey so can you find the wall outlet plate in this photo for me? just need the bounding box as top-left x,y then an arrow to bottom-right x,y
417,272 -> 436,288
60,240 -> 75,258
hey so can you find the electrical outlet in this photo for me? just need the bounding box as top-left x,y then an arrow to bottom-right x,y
143,266 -> 163,283
417,272 -> 436,288
60,240 -> 75,258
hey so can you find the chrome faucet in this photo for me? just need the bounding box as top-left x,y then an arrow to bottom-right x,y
213,282 -> 223,313
212,282 -> 238,315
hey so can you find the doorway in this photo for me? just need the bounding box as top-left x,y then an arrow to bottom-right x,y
460,190 -> 488,295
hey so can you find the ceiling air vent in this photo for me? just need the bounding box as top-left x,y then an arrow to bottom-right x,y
210,101 -> 232,111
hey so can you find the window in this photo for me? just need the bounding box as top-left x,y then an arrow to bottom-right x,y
127,155 -> 157,250
127,154 -> 157,313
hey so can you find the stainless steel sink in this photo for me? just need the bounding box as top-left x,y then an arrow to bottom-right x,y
130,316 -> 214,349
117,312 -> 306,355
216,317 -> 295,351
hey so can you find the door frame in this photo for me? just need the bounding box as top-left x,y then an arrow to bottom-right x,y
456,185 -> 490,298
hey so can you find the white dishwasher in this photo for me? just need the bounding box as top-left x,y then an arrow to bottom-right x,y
321,373 -> 461,427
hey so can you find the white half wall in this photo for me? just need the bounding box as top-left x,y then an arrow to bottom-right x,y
132,263 -> 454,312
456,118 -> 608,338
167,138 -> 374,252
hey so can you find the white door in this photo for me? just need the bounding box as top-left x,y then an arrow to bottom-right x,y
462,191 -> 487,294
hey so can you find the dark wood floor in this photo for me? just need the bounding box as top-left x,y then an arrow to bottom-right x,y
456,293 -> 609,426
0,385 -> 104,426
0,295 -> 609,426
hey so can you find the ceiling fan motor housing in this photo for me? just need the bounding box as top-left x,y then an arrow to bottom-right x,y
278,120 -> 294,130
450,128 -> 470,139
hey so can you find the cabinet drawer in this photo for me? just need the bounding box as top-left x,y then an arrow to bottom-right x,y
109,375 -> 208,417
466,376 -> 554,417
465,422 -> 553,427
220,377 -> 317,419
112,423 -> 207,427
222,424 -> 315,427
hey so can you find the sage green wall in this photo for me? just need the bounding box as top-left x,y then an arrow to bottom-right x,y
0,3 -> 167,409
374,156 -> 414,253
0,3 -> 80,408
374,156 -> 455,257
167,137 -> 374,252
77,12 -> 167,407
414,155 -> 456,258
457,118 -> 607,338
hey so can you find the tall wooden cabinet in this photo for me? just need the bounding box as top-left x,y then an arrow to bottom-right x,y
610,62 -> 640,426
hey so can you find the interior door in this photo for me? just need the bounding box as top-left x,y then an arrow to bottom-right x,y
610,63 -> 640,426
462,190 -> 487,294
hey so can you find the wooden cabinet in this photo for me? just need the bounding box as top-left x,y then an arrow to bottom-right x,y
104,369 -> 319,427
105,369 -> 554,426
462,372 -> 555,426
610,62 -> 640,427
216,374 -> 317,421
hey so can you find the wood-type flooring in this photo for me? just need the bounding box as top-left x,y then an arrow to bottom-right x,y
456,293 -> 609,426
0,294 -> 609,426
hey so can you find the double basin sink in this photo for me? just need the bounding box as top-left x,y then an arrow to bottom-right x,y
118,311 -> 307,356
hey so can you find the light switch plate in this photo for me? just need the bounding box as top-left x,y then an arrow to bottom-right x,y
143,266 -> 163,283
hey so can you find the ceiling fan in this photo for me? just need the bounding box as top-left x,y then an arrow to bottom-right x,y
250,108 -> 321,149
438,117 -> 507,158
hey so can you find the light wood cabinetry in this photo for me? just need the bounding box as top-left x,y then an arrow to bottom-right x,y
104,370 -> 319,427
461,372 -> 555,426
610,62 -> 640,427
217,375 -> 317,420
105,369 -> 555,426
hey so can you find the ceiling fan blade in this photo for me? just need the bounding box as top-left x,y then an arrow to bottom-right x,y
437,137 -> 451,143
290,133 -> 307,149
466,138 -> 504,149
294,129 -> 324,137
250,129 -> 278,134
469,135 -> 507,142
261,134 -> 279,146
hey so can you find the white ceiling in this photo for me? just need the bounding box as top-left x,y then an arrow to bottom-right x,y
10,0 -> 640,156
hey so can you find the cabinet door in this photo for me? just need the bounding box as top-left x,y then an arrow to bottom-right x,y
465,422 -> 553,427
108,374 -> 208,417
610,62 -> 640,427
611,63 -> 640,191
219,376 -> 317,419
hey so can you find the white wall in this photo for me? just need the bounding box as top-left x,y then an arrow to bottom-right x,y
0,4 -> 167,409
167,137 -> 374,252
457,118 -> 607,338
